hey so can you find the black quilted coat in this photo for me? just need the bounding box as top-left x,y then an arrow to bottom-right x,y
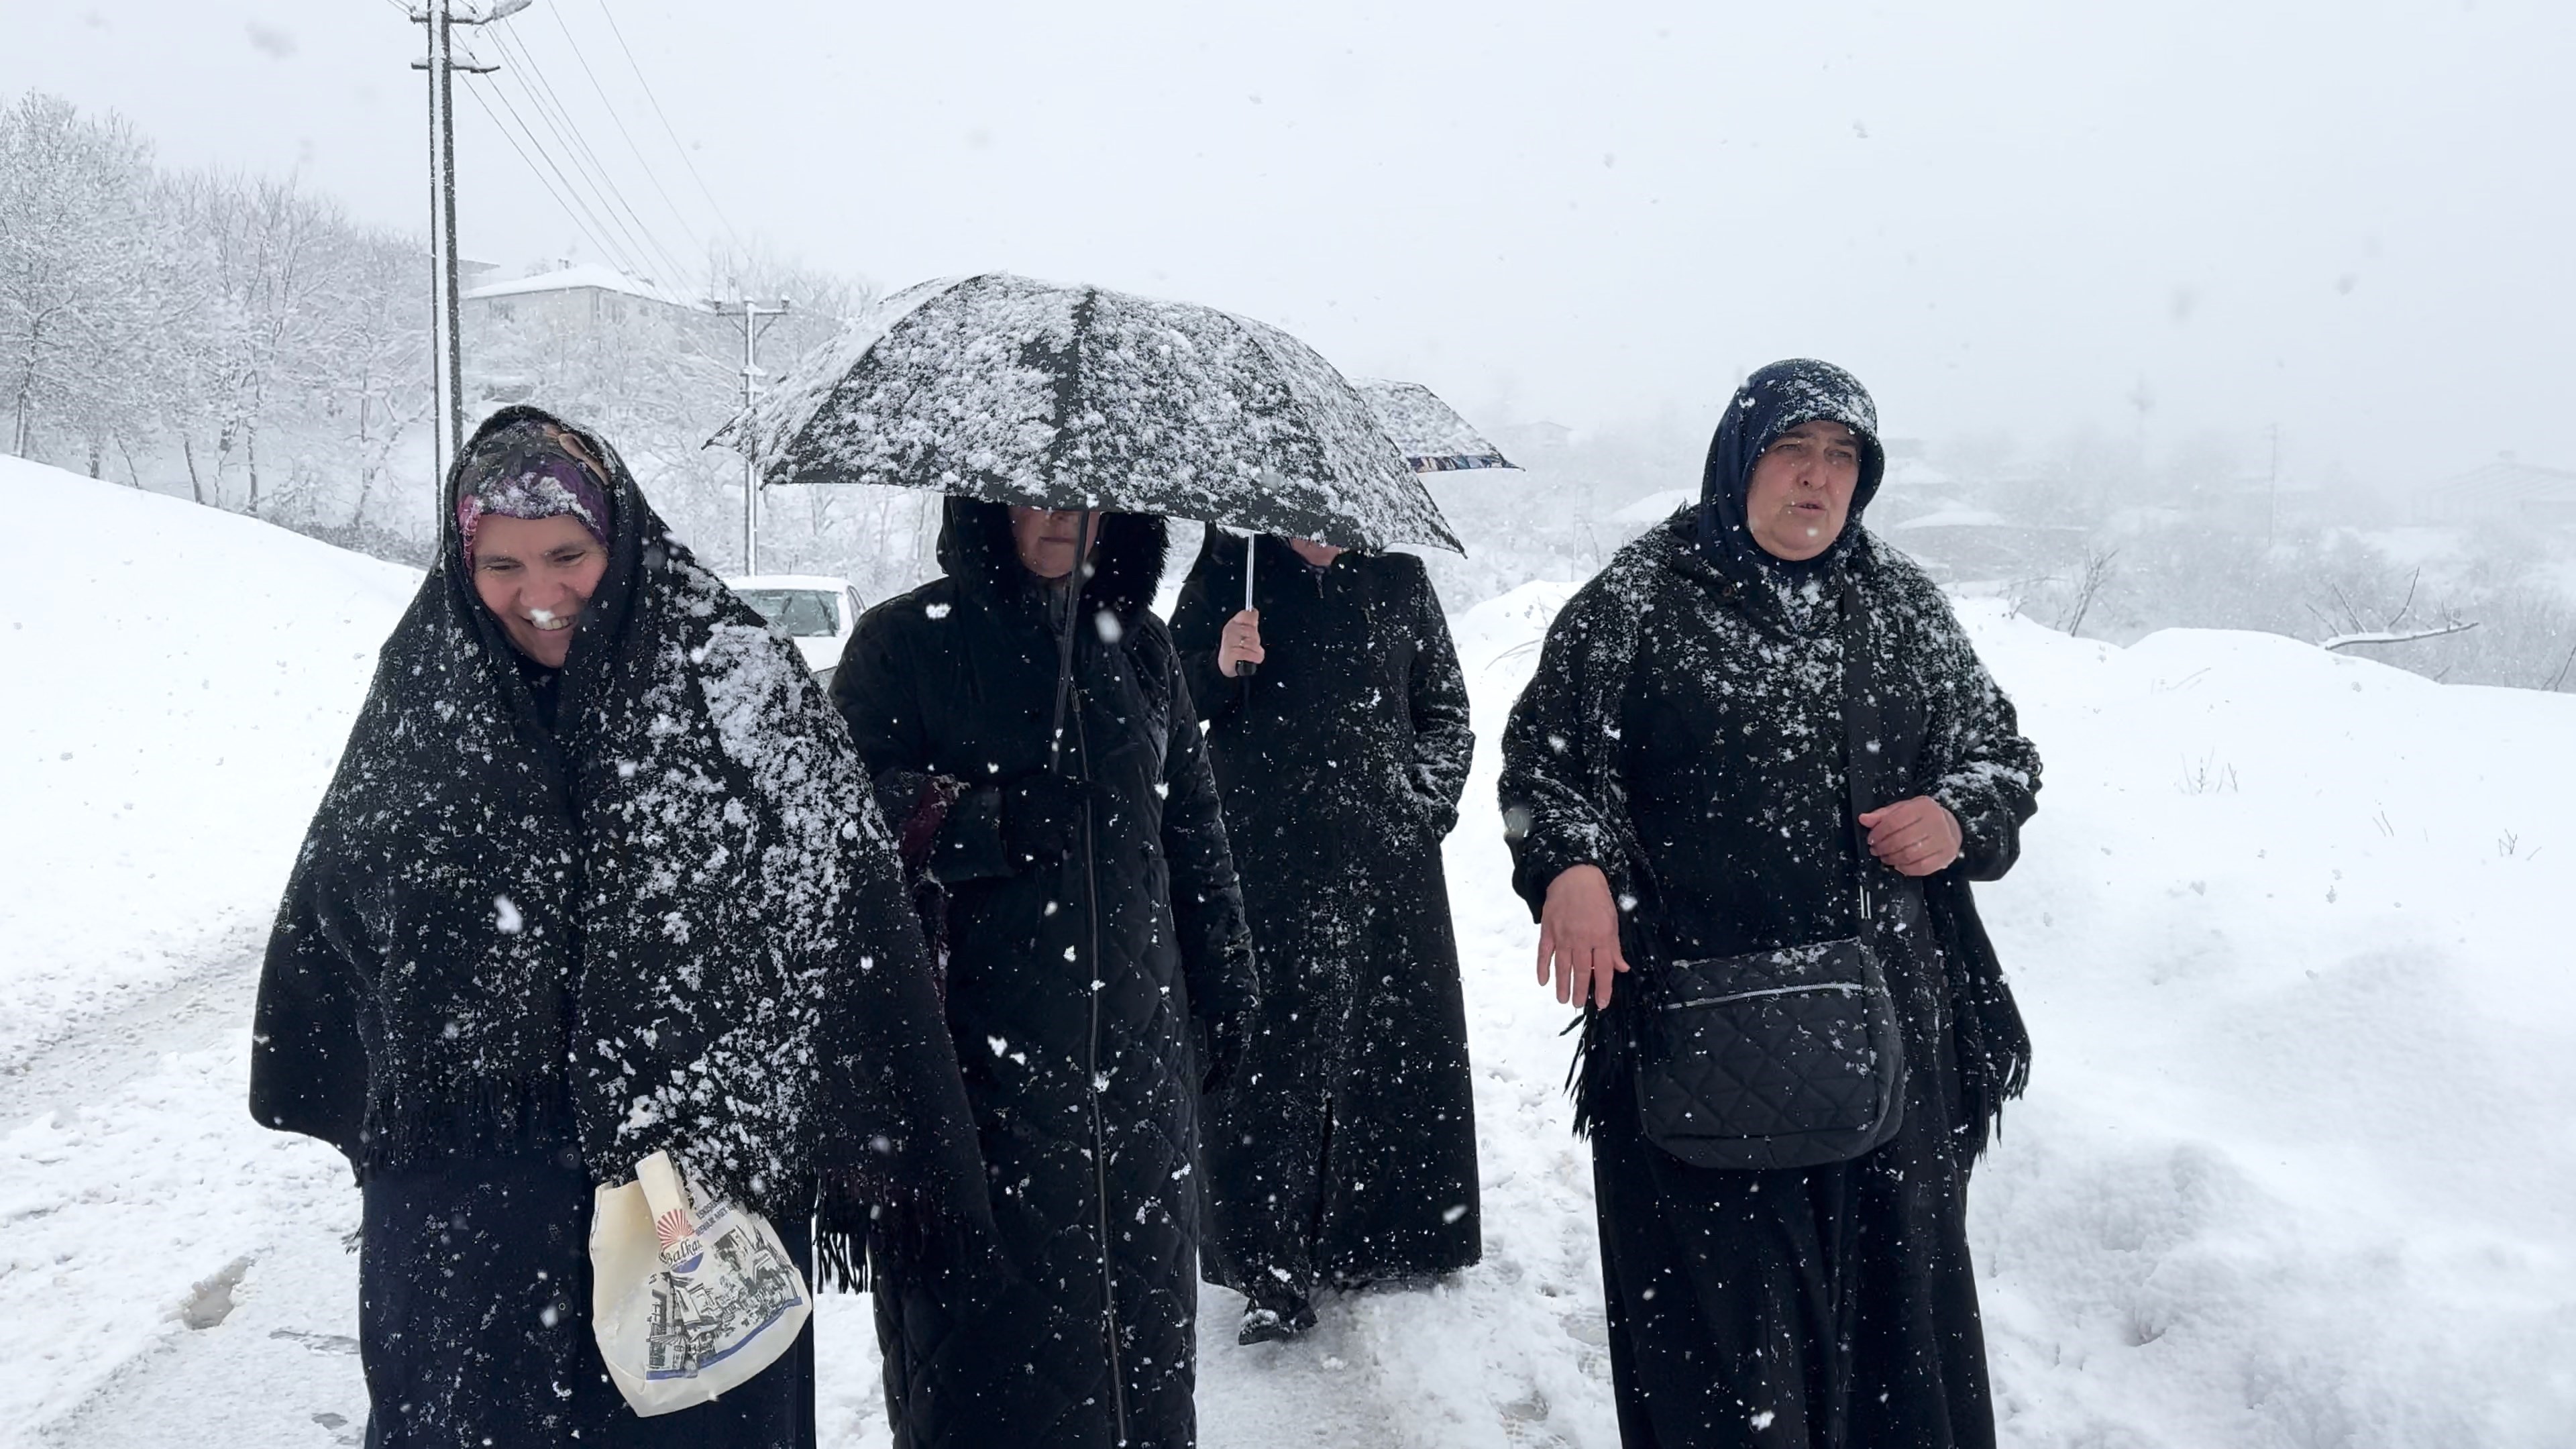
1499,362 -> 2041,1448
833,500 -> 1257,1449
1169,533 -> 1481,1308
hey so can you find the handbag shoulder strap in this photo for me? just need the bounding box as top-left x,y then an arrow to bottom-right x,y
1839,577 -> 1884,922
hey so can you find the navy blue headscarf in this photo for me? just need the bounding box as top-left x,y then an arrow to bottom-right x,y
1697,359 -> 1887,590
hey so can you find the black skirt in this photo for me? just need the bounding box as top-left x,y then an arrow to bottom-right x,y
358,1140 -> 815,1449
1587,1002 -> 1994,1449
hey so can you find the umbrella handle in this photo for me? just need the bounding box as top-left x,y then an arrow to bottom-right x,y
1046,511 -> 1096,773
1234,535 -> 1258,678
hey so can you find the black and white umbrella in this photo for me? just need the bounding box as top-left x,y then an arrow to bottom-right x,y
1354,378 -> 1517,474
717,272 -> 1462,554
716,271 -> 1463,704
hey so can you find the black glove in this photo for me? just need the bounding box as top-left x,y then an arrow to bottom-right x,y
1000,771 -> 1089,870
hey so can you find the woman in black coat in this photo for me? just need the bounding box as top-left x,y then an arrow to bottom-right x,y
1499,361 -> 2042,1448
833,498 -> 1259,1449
1169,533 -> 1481,1341
250,407 -> 986,1449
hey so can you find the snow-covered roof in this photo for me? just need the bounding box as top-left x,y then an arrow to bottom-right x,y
2426,458 -> 2576,505
464,263 -> 705,312
1882,458 -> 1955,490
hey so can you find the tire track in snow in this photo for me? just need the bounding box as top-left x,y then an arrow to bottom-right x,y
5,955 -> 369,1446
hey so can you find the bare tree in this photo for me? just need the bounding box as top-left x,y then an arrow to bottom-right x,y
2056,545 -> 2118,637
2307,567 -> 2481,653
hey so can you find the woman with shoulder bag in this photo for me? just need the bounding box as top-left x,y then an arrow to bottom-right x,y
1498,361 -> 2043,1448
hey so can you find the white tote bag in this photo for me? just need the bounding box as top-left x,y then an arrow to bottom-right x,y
590,1150 -> 813,1416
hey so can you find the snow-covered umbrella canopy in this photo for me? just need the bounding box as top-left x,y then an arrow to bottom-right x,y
1354,378 -> 1517,474
715,273 -> 1462,553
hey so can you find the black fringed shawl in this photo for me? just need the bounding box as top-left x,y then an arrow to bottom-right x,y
250,405 -> 987,1264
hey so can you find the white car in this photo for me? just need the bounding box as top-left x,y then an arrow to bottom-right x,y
727,574 -> 864,684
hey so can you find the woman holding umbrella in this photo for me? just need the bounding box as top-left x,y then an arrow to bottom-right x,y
833,498 -> 1258,1449
1170,533 -> 1481,1342
736,271 -> 1459,1444
250,407 -> 986,1448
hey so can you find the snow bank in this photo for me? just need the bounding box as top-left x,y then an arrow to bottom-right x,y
9,479 -> 2572,1444
1956,611 -> 2576,1447
1424,584 -> 2576,1448
0,458 -> 417,1065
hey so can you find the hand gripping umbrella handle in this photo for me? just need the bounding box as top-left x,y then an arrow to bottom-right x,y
1234,535 -> 1258,678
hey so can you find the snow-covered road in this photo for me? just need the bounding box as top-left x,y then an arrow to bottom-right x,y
8,902 -> 1607,1449
8,958 -> 370,1446
9,462 -> 2576,1447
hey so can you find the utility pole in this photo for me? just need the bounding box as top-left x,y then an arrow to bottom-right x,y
411,0 -> 526,504
2266,422 -> 2280,550
709,299 -> 790,574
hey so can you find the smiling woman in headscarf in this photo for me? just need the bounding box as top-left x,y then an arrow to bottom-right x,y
1499,362 -> 2043,1448
249,405 -> 986,1448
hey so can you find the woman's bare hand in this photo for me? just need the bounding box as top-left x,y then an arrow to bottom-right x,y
1857,796 -> 1963,877
1537,863 -> 1630,1008
1219,608 -> 1265,676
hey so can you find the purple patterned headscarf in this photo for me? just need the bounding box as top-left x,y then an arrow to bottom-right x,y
454,420 -> 612,568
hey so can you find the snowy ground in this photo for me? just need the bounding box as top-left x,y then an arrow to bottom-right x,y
5,460 -> 2572,1447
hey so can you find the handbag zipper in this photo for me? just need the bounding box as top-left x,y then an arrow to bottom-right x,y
1659,981 -> 1864,1011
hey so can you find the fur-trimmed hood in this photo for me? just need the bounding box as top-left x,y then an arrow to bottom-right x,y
934,496 -> 1171,625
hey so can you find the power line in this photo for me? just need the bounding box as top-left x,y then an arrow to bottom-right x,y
458,80 -> 622,272
484,66 -> 665,284
468,74 -> 653,280
479,26 -> 686,284
589,0 -> 749,262
541,2 -> 708,274
463,80 -> 741,380
480,22 -> 692,287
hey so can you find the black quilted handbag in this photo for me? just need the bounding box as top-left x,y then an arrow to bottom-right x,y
1629,583 -> 1907,1171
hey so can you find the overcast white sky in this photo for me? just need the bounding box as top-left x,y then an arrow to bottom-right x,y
6,0 -> 2569,488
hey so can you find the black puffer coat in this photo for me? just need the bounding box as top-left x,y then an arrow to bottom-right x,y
833,500 -> 1257,1449
1169,534 -> 1481,1306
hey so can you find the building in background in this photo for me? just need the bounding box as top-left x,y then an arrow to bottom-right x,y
462,262 -> 727,413
2414,455 -> 2576,533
